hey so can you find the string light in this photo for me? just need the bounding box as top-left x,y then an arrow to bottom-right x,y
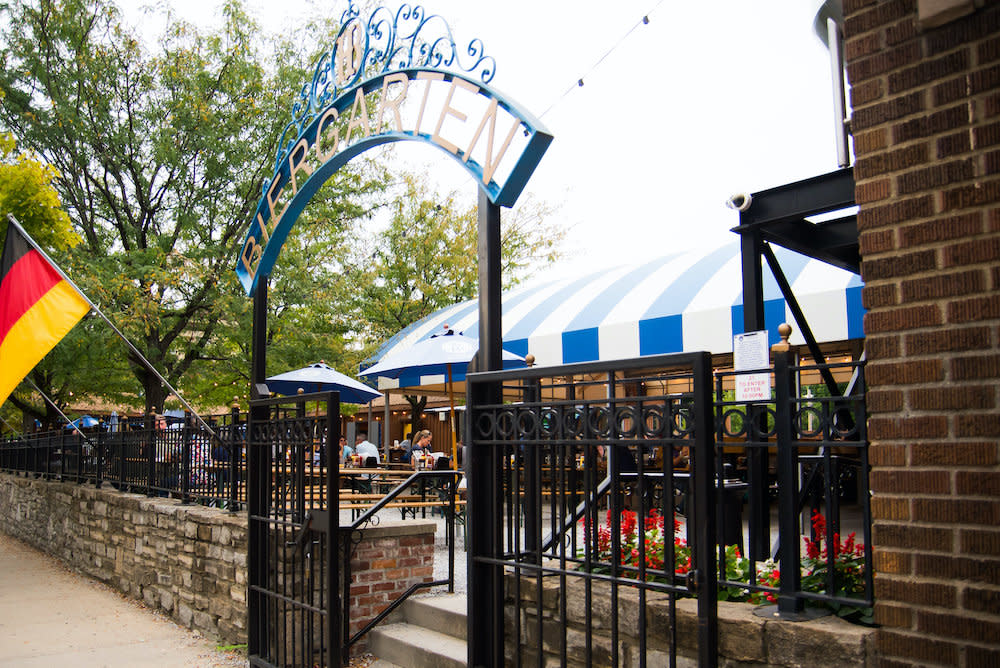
538,1 -> 665,119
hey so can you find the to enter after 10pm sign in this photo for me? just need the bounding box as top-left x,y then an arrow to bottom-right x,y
733,331 -> 771,402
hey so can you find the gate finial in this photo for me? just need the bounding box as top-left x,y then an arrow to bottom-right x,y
771,323 -> 793,353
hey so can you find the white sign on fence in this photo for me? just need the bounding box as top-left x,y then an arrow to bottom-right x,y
733,330 -> 771,402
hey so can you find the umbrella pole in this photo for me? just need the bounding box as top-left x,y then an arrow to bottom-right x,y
447,364 -> 457,470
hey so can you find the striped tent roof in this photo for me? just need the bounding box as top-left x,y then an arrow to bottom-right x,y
364,240 -> 864,390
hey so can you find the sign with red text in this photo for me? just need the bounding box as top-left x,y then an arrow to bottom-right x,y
733,330 -> 771,402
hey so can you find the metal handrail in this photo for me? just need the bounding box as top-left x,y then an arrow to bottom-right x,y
340,469 -> 464,654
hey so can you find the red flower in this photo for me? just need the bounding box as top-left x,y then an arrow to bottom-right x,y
805,537 -> 821,559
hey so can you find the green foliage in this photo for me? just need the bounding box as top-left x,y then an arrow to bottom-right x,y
346,173 -> 563,346
0,0 -> 384,415
0,133 -> 77,249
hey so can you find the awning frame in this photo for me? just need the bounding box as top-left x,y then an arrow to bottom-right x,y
732,166 -> 859,392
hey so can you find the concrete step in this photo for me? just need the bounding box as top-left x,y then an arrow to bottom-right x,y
368,622 -> 467,668
402,594 -> 468,641
369,660 -> 405,668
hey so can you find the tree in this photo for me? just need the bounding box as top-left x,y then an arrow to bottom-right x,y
0,0 -> 384,414
345,172 -> 563,429
0,132 -> 77,249
349,172 -> 563,345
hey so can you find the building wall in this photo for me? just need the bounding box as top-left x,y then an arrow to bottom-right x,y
843,1 -> 1000,665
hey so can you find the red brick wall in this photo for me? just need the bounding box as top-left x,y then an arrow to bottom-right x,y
347,522 -> 435,653
843,1 -> 1000,665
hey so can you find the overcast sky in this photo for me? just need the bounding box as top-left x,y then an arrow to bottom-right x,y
120,0 -> 842,280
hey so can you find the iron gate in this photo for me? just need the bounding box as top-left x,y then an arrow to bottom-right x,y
248,391 -> 341,668
466,352 -> 718,667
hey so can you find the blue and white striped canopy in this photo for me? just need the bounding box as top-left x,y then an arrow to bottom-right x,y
364,240 -> 864,390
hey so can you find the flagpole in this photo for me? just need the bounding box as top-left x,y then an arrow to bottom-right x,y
26,378 -> 95,448
7,215 -> 218,442
0,414 -> 20,437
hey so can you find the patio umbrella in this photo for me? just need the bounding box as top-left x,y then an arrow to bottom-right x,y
266,362 -> 382,405
360,326 -> 526,465
361,326 -> 525,380
65,415 -> 99,429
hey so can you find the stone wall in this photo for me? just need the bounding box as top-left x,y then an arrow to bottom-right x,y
0,472 -> 438,653
842,1 -> 1000,665
506,575 -> 874,667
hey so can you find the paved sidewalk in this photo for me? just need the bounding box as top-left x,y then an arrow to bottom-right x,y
0,532 -> 247,667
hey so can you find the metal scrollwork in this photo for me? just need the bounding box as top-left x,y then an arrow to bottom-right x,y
475,411 -> 496,440
269,2 -> 497,178
516,408 -> 538,438
614,406 -> 637,438
496,409 -> 517,439
642,407 -> 665,438
588,406 -> 610,438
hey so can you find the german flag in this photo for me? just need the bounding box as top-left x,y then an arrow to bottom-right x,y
0,222 -> 91,407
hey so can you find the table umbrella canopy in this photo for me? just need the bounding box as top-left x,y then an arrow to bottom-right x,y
360,327 -> 526,382
266,362 -> 381,404
65,415 -> 99,429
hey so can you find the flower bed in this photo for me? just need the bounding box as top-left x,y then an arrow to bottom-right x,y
583,508 -> 872,625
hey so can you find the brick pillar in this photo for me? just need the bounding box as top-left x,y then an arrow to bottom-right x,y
843,1 -> 1000,665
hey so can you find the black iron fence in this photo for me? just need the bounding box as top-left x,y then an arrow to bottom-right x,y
464,345 -> 872,666
0,346 -> 872,648
466,352 -> 720,667
242,391 -> 466,668
0,408 -> 247,509
713,347 -> 873,620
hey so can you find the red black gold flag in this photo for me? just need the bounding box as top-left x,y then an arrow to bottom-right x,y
0,223 -> 91,407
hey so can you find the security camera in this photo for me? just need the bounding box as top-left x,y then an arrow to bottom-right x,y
726,193 -> 752,212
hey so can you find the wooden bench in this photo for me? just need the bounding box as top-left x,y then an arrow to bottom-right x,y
338,492 -> 466,520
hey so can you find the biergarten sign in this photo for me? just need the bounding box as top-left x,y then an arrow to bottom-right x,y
236,3 -> 553,295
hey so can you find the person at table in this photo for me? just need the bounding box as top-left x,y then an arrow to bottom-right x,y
409,430 -> 433,468
399,431 -> 415,463
354,433 -> 380,465
339,436 -> 353,464
672,445 -> 690,471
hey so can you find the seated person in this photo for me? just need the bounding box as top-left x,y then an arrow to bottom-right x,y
409,430 -> 433,468
399,431 -> 414,463
339,436 -> 353,464
354,433 -> 380,464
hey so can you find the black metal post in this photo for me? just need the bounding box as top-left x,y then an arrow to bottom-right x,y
691,352 -> 719,668
59,425 -> 66,479
324,391 -> 341,668
523,377 -> 540,557
229,403 -> 240,511
468,190 -> 503,668
739,231 -> 771,564
773,337 -> 803,614
146,412 -> 155,496
477,189 -> 502,371
181,412 -> 192,504
247,276 -> 268,659
95,428 -> 104,489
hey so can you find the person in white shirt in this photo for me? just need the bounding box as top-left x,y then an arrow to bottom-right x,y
354,433 -> 380,464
